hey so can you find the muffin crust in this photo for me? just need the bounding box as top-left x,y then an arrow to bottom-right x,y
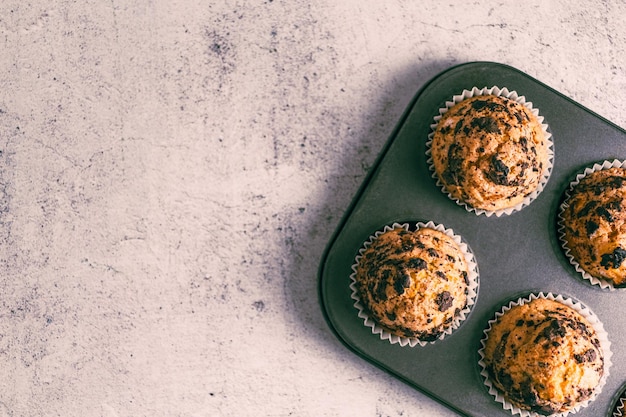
561,167 -> 626,287
482,298 -> 604,415
354,227 -> 469,341
431,94 -> 549,211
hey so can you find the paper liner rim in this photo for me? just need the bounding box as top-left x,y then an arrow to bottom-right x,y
349,221 -> 479,347
556,159 -> 626,291
477,292 -> 613,417
425,86 -> 554,217
612,389 -> 626,417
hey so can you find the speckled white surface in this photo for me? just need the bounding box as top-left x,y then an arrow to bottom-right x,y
1,1 -> 625,416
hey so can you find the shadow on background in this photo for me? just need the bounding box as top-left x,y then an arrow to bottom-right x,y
281,58 -> 463,359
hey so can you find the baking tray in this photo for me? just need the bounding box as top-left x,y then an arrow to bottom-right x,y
318,61 -> 626,416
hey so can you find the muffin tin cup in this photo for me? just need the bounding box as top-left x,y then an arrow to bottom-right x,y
557,159 -> 626,290
425,85 -> 554,217
478,292 -> 613,417
609,382 -> 626,417
349,221 -> 479,347
613,398 -> 626,417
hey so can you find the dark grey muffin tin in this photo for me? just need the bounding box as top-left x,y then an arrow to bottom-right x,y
318,62 -> 626,416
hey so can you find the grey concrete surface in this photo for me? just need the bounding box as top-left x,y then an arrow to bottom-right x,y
1,1 -> 625,416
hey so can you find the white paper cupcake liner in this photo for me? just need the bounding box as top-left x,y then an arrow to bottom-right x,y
612,388 -> 626,417
425,86 -> 554,217
349,221 -> 479,347
557,159 -> 626,290
615,398 -> 625,417
478,292 -> 612,417
610,384 -> 626,417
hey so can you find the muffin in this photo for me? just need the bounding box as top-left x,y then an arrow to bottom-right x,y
429,92 -> 551,214
560,164 -> 626,288
480,297 -> 606,415
351,223 -> 476,344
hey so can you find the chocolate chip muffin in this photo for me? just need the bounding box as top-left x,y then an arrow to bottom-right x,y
430,94 -> 550,212
352,225 -> 472,342
481,298 -> 605,415
560,166 -> 626,287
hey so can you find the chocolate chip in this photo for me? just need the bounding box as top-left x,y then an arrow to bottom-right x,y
575,201 -> 596,218
427,248 -> 439,258
497,369 -> 514,390
435,291 -> 454,312
471,116 -> 501,133
454,119 -> 463,134
470,99 -> 489,110
443,143 -> 465,185
407,258 -> 426,270
585,220 -> 599,237
608,200 -> 622,211
375,282 -> 388,301
601,247 -> 626,269
492,331 -> 509,363
519,380 -> 541,408
385,311 -> 397,321
393,273 -> 411,295
435,270 -> 447,281
596,205 -> 613,222
471,99 -> 505,112
578,175 -> 626,195
577,388 -> 593,401
519,136 -> 528,150
534,319 -> 566,344
486,156 -> 510,185
420,330 -> 442,342
574,349 -> 597,363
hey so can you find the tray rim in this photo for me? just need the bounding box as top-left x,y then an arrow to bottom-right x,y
316,60 -> 626,417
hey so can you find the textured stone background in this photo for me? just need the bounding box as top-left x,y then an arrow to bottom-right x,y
0,1 -> 624,416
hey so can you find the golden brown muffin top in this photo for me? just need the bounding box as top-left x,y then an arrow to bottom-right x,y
431,95 -> 549,212
561,167 -> 626,287
353,226 -> 470,340
482,298 -> 604,415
